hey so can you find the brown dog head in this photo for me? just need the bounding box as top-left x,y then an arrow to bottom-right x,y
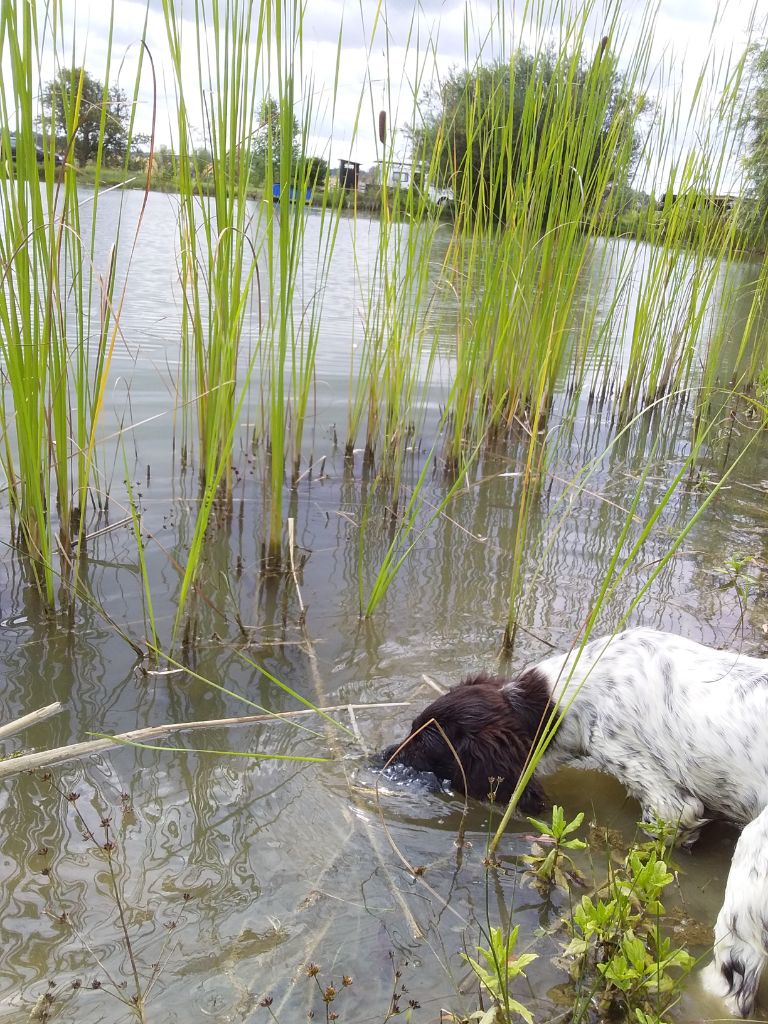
382,670 -> 552,810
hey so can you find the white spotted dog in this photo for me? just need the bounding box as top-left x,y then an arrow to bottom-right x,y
383,628 -> 768,1016
702,807 -> 768,1016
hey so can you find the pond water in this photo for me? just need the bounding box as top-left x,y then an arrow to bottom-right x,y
0,189 -> 766,1022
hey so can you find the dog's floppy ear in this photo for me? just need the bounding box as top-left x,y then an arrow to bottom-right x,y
450,729 -> 545,811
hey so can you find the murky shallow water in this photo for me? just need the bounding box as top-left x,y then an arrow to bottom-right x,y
0,189 -> 767,1022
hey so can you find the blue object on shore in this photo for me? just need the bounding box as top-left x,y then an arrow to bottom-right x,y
272,183 -> 313,204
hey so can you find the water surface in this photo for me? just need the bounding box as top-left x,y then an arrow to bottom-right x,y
0,189 -> 766,1022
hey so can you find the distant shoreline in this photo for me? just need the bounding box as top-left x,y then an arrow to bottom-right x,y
45,167 -> 767,254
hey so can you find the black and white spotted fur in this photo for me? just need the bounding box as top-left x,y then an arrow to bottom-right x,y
384,628 -> 768,1016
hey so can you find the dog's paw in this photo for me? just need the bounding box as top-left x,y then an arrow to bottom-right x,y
701,960 -> 759,1018
701,963 -> 740,1015
701,961 -> 731,1000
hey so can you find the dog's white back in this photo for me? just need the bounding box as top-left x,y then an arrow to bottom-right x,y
526,628 -> 768,829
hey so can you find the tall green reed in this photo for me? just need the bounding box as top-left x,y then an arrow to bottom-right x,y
484,0 -> 758,651
354,0 -> 763,636
0,0 -> 147,606
738,254 -> 768,387
615,51 -> 753,424
162,0 -> 347,624
359,0 -> 650,627
161,0 -> 263,495
344,19 -> 448,496
161,0 -> 270,635
262,0 -> 304,570
424,1 -> 646,473
261,0 -> 350,569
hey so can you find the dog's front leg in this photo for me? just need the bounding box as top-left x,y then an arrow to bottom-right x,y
634,787 -> 709,846
701,804 -> 768,1017
589,741 -> 710,846
638,803 -> 709,848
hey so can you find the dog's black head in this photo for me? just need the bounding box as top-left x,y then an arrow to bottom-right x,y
382,669 -> 552,810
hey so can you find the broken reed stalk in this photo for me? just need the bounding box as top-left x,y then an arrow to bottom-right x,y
0,702 -> 65,742
0,702 -> 410,782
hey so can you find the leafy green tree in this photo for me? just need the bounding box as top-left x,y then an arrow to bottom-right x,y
301,155 -> 329,188
410,45 -> 642,222
742,44 -> 768,219
250,96 -> 299,186
42,67 -> 133,167
149,144 -> 176,181
193,147 -> 213,170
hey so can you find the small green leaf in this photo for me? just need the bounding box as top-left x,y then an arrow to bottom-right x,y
527,815 -> 551,835
507,998 -> 535,1024
563,937 -> 589,957
561,811 -> 585,835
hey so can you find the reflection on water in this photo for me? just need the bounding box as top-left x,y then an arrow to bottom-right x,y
0,190 -> 766,1020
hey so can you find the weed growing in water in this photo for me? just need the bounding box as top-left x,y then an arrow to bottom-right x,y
382,953 -> 422,1021
717,551 -> 760,612
304,962 -> 354,1023
258,953 -> 422,1022
461,811 -> 697,1024
461,926 -> 538,1024
562,831 -> 695,1021
523,805 -> 587,891
37,774 -> 194,1023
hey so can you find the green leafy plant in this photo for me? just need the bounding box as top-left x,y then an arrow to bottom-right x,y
634,1008 -> 672,1024
637,816 -> 685,855
597,926 -> 694,999
718,552 -> 759,607
563,840 -> 693,1018
524,805 -> 587,890
461,925 -> 537,1024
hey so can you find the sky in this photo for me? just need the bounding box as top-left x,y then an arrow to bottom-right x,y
43,0 -> 766,187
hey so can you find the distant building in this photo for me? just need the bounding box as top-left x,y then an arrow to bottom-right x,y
372,160 -> 454,205
376,160 -> 413,189
656,191 -> 738,213
339,159 -> 361,190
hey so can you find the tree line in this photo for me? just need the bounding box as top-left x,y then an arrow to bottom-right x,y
40,70 -> 328,188
409,42 -> 768,229
743,45 -> 768,220
409,44 -> 640,222
38,51 -> 768,222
